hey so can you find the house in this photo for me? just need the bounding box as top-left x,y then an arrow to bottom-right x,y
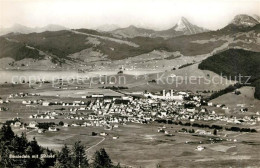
208,102 -> 213,106
113,124 -> 119,128
92,94 -> 104,98
196,146 -> 205,151
100,132 -> 108,136
186,108 -> 195,113
161,111 -> 167,117
237,104 -> 245,107
48,127 -> 57,132
38,129 -> 44,134
44,115 -> 50,119
28,121 -> 38,128
158,128 -> 165,133
222,106 -> 229,110
200,108 -> 206,113
86,123 -> 92,126
14,122 -> 21,127
196,129 -> 211,135
216,104 -> 222,108
22,100 -> 32,105
71,123 -> 80,127
20,125 -> 27,130
42,101 -> 50,106
63,123 -> 69,127
113,136 -> 119,139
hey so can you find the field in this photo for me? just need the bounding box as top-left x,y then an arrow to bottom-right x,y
9,122 -> 260,168
211,86 -> 260,113
1,78 -> 260,168
37,88 -> 123,98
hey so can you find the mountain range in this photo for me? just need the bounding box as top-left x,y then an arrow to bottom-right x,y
111,17 -> 209,38
1,15 -> 259,38
0,14 -> 259,71
0,24 -> 68,36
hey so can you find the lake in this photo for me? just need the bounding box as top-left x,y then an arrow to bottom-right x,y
0,69 -> 161,83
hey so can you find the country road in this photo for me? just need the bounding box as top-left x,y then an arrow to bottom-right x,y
70,30 -> 139,47
26,129 -> 37,134
85,136 -> 105,153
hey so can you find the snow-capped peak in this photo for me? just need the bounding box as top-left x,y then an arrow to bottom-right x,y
231,14 -> 259,27
175,17 -> 191,31
174,17 -> 208,35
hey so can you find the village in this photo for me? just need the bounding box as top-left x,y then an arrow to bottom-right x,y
2,88 -> 259,136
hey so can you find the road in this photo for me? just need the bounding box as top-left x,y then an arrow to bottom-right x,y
85,136 -> 105,153
233,132 -> 248,138
70,30 -> 139,47
26,129 -> 37,134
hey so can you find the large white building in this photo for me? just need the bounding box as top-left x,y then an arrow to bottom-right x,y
144,90 -> 184,100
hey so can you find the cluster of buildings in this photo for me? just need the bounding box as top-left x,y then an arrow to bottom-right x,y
143,90 -> 188,100
9,92 -> 40,98
5,89 -> 259,132
29,111 -> 59,119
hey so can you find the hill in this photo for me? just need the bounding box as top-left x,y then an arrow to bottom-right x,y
198,49 -> 260,99
111,25 -> 156,38
0,37 -> 43,61
96,24 -> 120,32
219,14 -> 260,34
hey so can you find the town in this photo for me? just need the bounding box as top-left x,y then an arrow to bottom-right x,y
2,86 -> 259,135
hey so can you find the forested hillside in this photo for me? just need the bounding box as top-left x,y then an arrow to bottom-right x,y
199,49 -> 260,99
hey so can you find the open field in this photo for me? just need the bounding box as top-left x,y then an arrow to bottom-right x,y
37,88 -> 123,98
9,122 -> 260,168
211,86 -> 260,113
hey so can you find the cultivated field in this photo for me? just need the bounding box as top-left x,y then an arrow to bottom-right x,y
10,122 -> 260,168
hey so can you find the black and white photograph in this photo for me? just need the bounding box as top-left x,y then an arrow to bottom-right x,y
0,0 -> 260,167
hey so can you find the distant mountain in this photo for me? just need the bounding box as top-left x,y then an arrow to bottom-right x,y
0,24 -> 33,35
35,24 -> 68,32
220,14 -> 260,33
0,24 -> 68,36
1,14 -> 260,71
111,17 -> 209,38
96,24 -> 120,32
157,17 -> 209,38
111,25 -> 156,38
230,14 -> 259,27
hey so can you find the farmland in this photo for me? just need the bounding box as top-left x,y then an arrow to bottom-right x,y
8,122 -> 260,168
1,80 -> 260,167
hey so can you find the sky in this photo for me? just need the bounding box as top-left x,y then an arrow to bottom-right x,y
0,0 -> 259,30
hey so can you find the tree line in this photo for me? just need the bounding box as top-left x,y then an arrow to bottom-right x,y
155,119 -> 257,133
